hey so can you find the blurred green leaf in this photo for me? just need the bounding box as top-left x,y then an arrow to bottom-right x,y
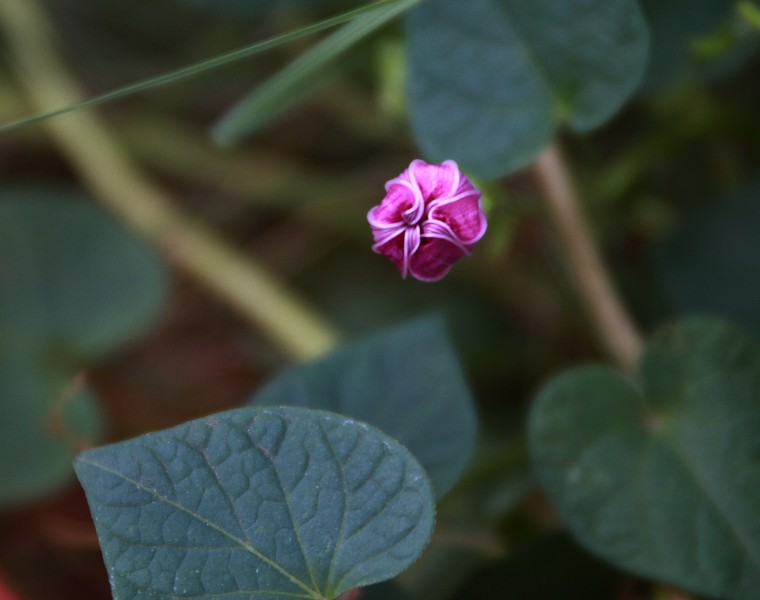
0,189 -> 167,371
640,0 -> 758,93
654,183 -> 760,334
529,318 -> 760,600
405,0 -> 649,179
76,406 -> 435,600
0,188 -> 165,506
212,0 -> 420,145
0,359 -> 100,507
252,316 -> 477,499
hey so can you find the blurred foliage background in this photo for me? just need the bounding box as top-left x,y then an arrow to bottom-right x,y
1,0 -> 760,598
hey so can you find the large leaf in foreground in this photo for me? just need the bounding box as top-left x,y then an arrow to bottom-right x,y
76,406 -> 435,600
252,317 -> 477,499
405,0 -> 648,178
529,319 -> 760,599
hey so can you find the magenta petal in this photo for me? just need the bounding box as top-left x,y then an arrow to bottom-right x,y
428,185 -> 487,243
408,238 -> 468,282
371,224 -> 405,250
373,229 -> 406,275
368,158 -> 487,282
407,159 -> 461,201
402,226 -> 421,278
369,181 -> 417,227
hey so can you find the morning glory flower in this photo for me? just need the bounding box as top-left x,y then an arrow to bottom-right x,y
367,159 -> 487,281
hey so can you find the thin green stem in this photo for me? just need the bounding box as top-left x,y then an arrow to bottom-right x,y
0,0 -> 404,135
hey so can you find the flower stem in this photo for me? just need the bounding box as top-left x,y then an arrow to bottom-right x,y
0,0 -> 340,362
531,142 -> 643,372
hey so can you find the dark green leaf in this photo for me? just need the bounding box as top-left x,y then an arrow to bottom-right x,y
0,189 -> 167,370
639,0 -> 757,93
76,406 -> 435,600
0,360 -> 100,507
0,188 -> 165,506
654,184 -> 760,335
405,0 -> 649,178
252,317 -> 477,499
529,318 -> 760,600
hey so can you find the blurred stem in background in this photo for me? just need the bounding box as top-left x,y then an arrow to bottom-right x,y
0,0 -> 644,374
531,143 -> 644,373
0,0 -> 340,362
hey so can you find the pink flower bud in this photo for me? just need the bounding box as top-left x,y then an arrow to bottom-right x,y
368,159 -> 487,281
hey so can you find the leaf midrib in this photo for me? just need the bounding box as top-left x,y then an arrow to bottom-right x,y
657,430 -> 760,576
77,456 -> 321,599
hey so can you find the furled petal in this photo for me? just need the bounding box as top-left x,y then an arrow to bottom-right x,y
402,226 -> 421,279
372,226 -> 423,279
368,159 -> 487,281
371,224 -> 405,250
422,219 -> 471,254
408,238 -> 468,282
428,179 -> 487,244
368,179 -> 418,227
407,159 -> 461,201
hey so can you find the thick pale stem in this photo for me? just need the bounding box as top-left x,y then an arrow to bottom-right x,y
0,0 -> 340,362
532,142 -> 643,372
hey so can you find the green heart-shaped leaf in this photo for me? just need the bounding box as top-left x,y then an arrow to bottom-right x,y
639,0 -> 735,93
0,189 -> 167,370
529,318 -> 760,599
654,184 -> 760,336
75,406 -> 435,600
252,317 -> 477,499
0,359 -> 101,507
405,0 -> 649,178
0,188 -> 167,506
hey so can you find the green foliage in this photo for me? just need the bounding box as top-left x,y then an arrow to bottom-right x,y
252,317 -> 477,499
212,0 -> 420,145
0,360 -> 100,507
0,190 -> 166,369
640,0 -> 757,93
405,0 -> 649,178
0,2 -> 399,136
654,183 -> 760,335
529,318 -> 760,600
0,190 -> 167,507
75,406 -> 435,600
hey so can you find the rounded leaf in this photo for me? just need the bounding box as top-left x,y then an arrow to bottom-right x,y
75,406 -> 435,600
0,360 -> 101,507
0,189 -> 167,370
406,0 -> 649,178
252,317 -> 477,499
529,318 -> 760,600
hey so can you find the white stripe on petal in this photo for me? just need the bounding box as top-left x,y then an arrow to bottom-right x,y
422,219 -> 471,254
371,226 -> 405,252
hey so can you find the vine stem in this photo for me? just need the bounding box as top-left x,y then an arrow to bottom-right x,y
531,142 -> 644,372
0,0 -> 340,362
